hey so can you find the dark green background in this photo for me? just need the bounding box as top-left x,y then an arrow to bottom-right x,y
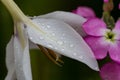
0,0 -> 119,80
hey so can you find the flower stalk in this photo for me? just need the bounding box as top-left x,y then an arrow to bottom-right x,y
1,0 -> 45,34
102,0 -> 115,29
1,0 -> 26,21
103,0 -> 114,12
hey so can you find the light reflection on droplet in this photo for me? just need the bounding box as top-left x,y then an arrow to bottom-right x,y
47,44 -> 53,48
46,25 -> 51,28
30,37 -> 33,40
40,37 -> 44,40
54,47 -> 58,50
73,53 -> 77,56
78,56 -> 83,59
70,44 -> 74,48
61,48 -> 65,51
57,41 -> 63,45
51,33 -> 55,36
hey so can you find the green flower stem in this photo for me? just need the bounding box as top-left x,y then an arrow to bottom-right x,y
102,0 -> 115,29
102,12 -> 115,29
16,22 -> 26,48
1,0 -> 26,21
1,0 -> 29,48
1,0 -> 45,34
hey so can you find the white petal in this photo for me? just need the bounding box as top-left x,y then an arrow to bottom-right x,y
36,11 -> 87,37
5,36 -> 16,80
26,18 -> 99,71
14,31 -> 32,80
5,66 -> 16,80
29,40 -> 39,49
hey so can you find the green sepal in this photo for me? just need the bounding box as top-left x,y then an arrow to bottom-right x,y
102,11 -> 115,30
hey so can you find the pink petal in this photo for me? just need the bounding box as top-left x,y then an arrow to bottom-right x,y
84,36 -> 109,59
109,41 -> 120,63
100,61 -> 120,80
104,0 -> 109,3
113,20 -> 120,30
72,6 -> 96,18
119,3 -> 120,10
112,20 -> 120,40
83,18 -> 108,36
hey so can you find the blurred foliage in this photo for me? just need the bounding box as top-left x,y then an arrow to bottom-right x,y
0,0 -> 119,80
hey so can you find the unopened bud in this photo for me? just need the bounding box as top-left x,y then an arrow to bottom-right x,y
103,0 -> 114,12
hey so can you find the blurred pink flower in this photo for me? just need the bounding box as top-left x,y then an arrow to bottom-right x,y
72,6 -> 96,19
104,0 -> 109,3
119,3 -> 120,10
100,61 -> 120,80
83,18 -> 120,63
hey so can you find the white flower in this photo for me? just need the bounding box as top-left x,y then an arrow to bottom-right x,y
1,0 -> 99,80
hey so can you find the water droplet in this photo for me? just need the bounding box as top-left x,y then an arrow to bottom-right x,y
78,56 -> 83,59
61,48 -> 65,51
54,47 -> 58,50
52,33 -> 55,36
70,44 -> 74,48
73,53 -> 77,56
46,25 -> 51,28
57,41 -> 63,45
47,44 -> 53,48
30,37 -> 33,40
40,37 -> 44,40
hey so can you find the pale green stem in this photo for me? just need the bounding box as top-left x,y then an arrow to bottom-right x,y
1,0 -> 45,34
1,0 -> 26,21
1,0 -> 27,48
16,21 -> 26,48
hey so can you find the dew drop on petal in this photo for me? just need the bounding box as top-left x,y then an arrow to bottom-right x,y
73,53 -> 77,56
70,44 -> 74,48
47,44 -> 53,48
61,48 -> 65,51
30,37 -> 33,40
54,47 -> 58,50
51,33 -> 55,36
40,37 -> 44,40
46,25 -> 51,28
78,56 -> 83,59
57,41 -> 63,45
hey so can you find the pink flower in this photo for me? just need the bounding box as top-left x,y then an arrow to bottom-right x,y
119,3 -> 120,10
104,0 -> 109,3
72,6 -> 96,19
100,61 -> 120,80
83,18 -> 120,63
